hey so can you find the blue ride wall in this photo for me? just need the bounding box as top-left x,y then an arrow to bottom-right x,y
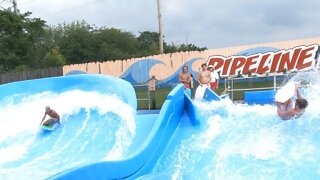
244,90 -> 276,105
0,74 -> 137,110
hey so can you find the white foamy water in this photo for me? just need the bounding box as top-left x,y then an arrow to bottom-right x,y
0,90 -> 136,179
153,71 -> 320,179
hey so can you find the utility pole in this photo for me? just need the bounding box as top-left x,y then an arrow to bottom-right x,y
186,34 -> 188,51
12,0 -> 17,13
0,0 -> 18,13
157,0 -> 164,54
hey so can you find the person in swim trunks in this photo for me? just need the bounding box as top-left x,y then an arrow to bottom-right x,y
40,106 -> 61,126
179,66 -> 192,97
208,65 -> 219,91
198,63 -> 211,87
276,85 -> 308,120
194,63 -> 211,100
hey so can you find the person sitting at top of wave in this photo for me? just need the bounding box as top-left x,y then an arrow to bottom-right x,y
276,84 -> 308,120
198,63 -> 211,87
179,66 -> 192,97
194,63 -> 211,100
40,106 -> 61,126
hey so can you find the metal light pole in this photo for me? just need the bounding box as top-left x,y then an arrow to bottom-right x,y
157,0 -> 164,54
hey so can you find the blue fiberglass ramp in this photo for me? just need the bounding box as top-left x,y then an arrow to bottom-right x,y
0,74 -> 203,179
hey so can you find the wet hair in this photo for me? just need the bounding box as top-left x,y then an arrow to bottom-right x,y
295,99 -> 308,110
201,63 -> 207,68
182,66 -> 188,70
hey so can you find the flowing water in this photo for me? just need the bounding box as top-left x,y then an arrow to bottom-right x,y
0,90 -> 136,179
152,71 -> 320,180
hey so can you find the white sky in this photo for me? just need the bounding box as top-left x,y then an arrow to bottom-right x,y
2,0 -> 320,48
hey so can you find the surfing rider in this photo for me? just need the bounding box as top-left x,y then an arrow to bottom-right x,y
276,85 -> 308,120
179,66 -> 192,97
40,106 -> 61,126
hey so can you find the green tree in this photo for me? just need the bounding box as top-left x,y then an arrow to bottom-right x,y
51,23 -> 141,63
0,10 -> 34,72
0,9 -> 56,72
43,46 -> 66,67
0,9 -> 207,73
176,43 -> 207,52
27,17 -> 49,68
51,21 -> 97,64
137,31 -> 160,56
96,28 -> 139,60
137,31 -> 207,55
164,42 -> 178,53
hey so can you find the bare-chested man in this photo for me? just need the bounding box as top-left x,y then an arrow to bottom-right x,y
40,106 -> 61,126
198,63 -> 211,86
179,66 -> 192,97
195,63 -> 211,100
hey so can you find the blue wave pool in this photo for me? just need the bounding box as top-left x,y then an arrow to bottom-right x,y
1,72 -> 320,179
0,75 -> 142,179
149,72 -> 320,179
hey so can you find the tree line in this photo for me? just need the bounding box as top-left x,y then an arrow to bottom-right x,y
0,10 -> 207,73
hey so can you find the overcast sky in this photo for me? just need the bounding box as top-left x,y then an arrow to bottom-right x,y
3,0 -> 320,49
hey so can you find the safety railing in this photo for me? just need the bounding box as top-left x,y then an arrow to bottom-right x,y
133,83 -> 151,110
224,71 -> 317,100
133,81 -> 179,110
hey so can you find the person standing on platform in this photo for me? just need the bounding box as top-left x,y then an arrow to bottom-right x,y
190,74 -> 194,89
195,63 -> 211,100
149,75 -> 157,109
208,65 -> 219,91
190,73 -> 195,98
179,66 -> 192,97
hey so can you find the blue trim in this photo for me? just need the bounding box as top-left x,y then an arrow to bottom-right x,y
120,59 -> 164,84
120,57 -> 203,86
203,88 -> 221,101
184,92 -> 200,126
244,90 -> 276,105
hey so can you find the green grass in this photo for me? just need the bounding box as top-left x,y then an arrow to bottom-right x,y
134,80 -> 276,109
135,87 -> 173,110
